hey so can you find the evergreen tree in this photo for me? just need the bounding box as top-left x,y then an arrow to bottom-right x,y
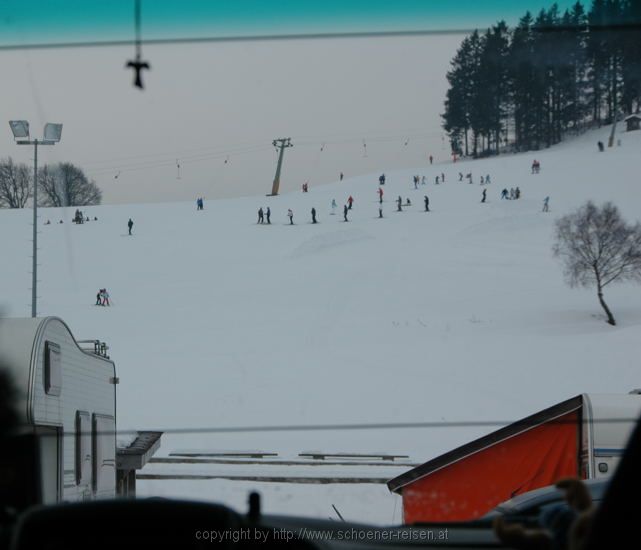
442,0 -> 638,153
442,36 -> 474,156
510,12 -> 539,150
621,0 -> 641,114
477,21 -> 511,154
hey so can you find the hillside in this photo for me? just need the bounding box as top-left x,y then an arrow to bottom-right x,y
1,125 -> 640,523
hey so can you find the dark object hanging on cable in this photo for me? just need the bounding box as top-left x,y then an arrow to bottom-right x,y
126,0 -> 150,89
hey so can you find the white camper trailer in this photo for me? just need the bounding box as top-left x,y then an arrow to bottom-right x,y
0,317 -> 117,503
581,392 -> 641,479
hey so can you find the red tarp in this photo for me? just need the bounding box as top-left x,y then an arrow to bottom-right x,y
402,411 -> 579,523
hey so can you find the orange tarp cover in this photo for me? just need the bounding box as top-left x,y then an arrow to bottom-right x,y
402,410 -> 579,523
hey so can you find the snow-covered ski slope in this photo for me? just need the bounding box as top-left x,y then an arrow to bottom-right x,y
1,125 -> 640,522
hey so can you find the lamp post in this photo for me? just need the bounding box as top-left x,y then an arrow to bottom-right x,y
9,121 -> 63,318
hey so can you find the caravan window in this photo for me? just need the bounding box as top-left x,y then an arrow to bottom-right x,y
44,341 -> 61,396
75,411 -> 91,486
92,414 -> 116,494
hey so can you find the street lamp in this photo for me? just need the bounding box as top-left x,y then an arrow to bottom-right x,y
9,120 -> 63,318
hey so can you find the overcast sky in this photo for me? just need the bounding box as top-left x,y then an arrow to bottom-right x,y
1,35 -> 463,203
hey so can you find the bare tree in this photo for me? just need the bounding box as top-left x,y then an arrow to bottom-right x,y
39,162 -> 102,207
0,157 -> 32,208
553,201 -> 641,326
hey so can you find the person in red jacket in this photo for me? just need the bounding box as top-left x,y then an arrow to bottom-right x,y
347,195 -> 354,209
377,187 -> 383,204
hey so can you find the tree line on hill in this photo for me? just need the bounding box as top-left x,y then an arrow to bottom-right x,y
442,0 -> 641,157
0,158 -> 102,209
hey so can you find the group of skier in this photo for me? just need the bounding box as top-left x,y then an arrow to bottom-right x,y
278,167 -> 548,222
257,207 -> 272,224
250,155 -> 553,226
95,288 -> 111,306
500,187 -> 521,200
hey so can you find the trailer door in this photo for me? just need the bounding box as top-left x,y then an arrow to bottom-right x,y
36,426 -> 62,503
92,414 -> 116,498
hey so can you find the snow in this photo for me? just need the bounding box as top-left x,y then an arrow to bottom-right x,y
1,125 -> 640,524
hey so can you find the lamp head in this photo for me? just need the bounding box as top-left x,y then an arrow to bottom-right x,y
9,120 -> 30,139
43,123 -> 63,142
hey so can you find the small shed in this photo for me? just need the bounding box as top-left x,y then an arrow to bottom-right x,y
625,114 -> 641,132
387,393 -> 641,524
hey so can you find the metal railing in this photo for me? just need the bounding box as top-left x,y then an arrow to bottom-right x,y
77,339 -> 110,358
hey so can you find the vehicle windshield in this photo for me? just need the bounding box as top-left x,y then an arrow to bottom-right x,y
1,0 -> 640,531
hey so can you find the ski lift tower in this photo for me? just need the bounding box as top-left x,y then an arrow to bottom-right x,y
268,138 -> 293,196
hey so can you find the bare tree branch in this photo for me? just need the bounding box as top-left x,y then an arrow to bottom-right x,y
39,162 -> 102,207
0,157 -> 32,208
553,201 -> 641,326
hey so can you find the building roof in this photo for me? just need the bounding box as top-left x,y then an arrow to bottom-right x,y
624,114 -> 641,121
387,395 -> 583,493
117,431 -> 163,471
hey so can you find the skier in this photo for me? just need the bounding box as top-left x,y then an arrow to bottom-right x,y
339,172 -> 344,181
509,188 -> 515,200
379,173 -> 386,185
481,188 -> 487,203
485,174 -> 491,184
429,154 -> 433,164
311,207 -> 317,224
597,141 -> 604,152
421,175 -> 426,185
347,195 -> 354,210
343,204 -> 348,222
515,187 -> 521,199
287,209 -> 294,225
406,198 -> 412,206
331,199 -> 337,215
378,187 -> 384,204
414,176 -> 418,189
542,196 -> 550,212
466,173 -> 473,184
102,289 -> 110,306
435,176 -> 440,184
96,290 -> 102,306
127,218 -> 134,235
257,207 -> 264,224
424,195 -> 430,212
441,172 -> 445,183
501,188 -> 508,200
458,172 -> 463,182
379,205 -> 383,218
397,196 -> 403,212
480,176 -> 485,185
266,206 -> 271,224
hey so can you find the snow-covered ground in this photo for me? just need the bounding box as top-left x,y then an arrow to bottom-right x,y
1,125 -> 640,524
